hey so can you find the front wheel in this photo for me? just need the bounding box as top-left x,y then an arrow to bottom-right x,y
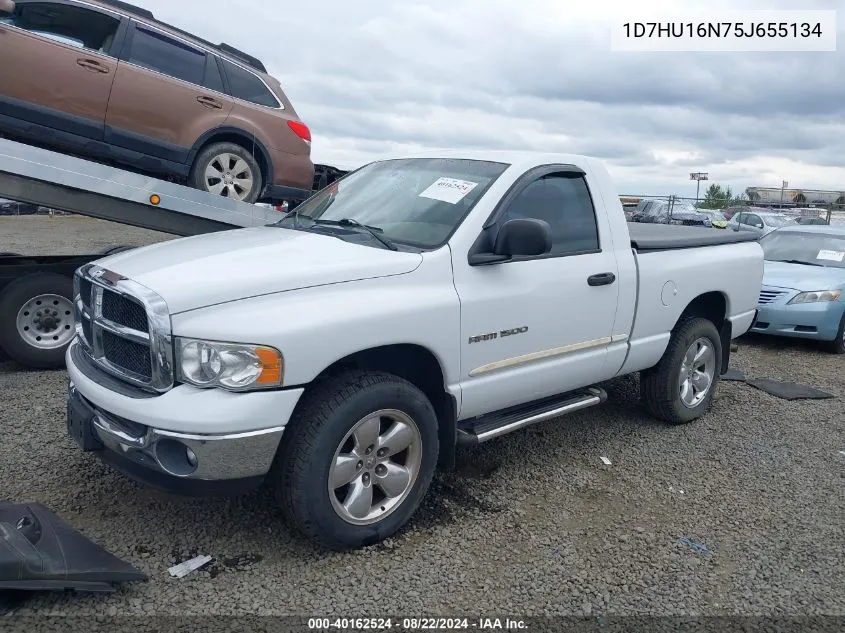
273,371 -> 439,550
188,142 -> 263,204
640,317 -> 722,424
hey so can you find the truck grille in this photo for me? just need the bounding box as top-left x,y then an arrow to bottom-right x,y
758,289 -> 787,305
74,264 -> 173,392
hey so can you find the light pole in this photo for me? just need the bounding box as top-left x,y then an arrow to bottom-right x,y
690,172 -> 709,204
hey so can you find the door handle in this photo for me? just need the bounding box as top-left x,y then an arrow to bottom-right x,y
77,58 -> 109,73
197,96 -> 223,109
587,272 -> 616,287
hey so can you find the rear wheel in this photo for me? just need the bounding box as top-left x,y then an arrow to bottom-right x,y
640,317 -> 722,424
0,273 -> 75,369
273,370 -> 439,550
188,142 -> 263,204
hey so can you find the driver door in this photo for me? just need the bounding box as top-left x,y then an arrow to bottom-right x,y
451,169 -> 621,419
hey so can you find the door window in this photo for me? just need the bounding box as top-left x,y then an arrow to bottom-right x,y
5,2 -> 119,54
499,173 -> 600,256
127,26 -> 206,86
220,58 -> 279,108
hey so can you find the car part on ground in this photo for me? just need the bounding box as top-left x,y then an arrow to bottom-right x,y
0,502 -> 147,592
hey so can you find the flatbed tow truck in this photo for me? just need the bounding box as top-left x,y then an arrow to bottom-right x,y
0,138 -> 346,369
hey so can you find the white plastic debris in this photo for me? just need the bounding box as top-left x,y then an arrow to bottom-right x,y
600,456 -> 612,466
669,486 -> 685,495
168,555 -> 213,578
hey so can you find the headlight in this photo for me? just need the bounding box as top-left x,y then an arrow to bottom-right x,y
787,290 -> 842,305
175,337 -> 283,391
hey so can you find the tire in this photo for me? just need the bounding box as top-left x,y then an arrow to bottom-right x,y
188,142 -> 263,204
828,313 -> 845,355
272,370 -> 440,550
0,273 -> 75,369
640,317 -> 723,425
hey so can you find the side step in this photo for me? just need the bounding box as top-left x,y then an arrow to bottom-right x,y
456,387 -> 607,446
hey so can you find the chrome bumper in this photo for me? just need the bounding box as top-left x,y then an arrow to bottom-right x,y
69,383 -> 284,481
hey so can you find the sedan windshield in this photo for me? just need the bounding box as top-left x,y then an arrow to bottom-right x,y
275,158 -> 509,249
760,231 -> 845,269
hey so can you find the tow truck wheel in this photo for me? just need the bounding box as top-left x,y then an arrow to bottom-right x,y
188,142 -> 263,204
273,370 -> 439,550
640,317 -> 722,425
0,273 -> 75,369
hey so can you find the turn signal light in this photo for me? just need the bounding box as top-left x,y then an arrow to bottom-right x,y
149,194 -> 161,205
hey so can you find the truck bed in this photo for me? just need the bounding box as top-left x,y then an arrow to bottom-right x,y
628,223 -> 760,251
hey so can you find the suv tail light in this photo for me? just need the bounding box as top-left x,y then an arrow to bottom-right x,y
287,120 -> 311,144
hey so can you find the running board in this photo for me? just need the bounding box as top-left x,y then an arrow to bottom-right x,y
456,387 -> 607,446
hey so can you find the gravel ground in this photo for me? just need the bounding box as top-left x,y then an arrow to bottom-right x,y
1,216 -> 844,621
0,215 -> 173,255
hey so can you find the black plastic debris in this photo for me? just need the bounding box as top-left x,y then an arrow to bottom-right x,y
0,502 -> 148,592
722,368 -> 746,382
746,379 -> 835,401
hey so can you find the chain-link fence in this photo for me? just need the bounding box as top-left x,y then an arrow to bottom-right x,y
620,195 -> 845,227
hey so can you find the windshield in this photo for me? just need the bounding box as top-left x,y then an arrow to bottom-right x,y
764,214 -> 797,227
760,231 -> 845,268
276,158 -> 508,249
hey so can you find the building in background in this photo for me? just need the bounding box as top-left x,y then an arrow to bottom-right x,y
746,187 -> 845,206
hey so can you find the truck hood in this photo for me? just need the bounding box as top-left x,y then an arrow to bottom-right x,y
763,260 -> 845,292
97,227 -> 423,313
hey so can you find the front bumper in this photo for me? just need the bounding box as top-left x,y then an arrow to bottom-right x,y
751,298 -> 844,341
65,340 -> 304,494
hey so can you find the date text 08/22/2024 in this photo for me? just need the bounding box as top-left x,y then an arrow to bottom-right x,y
307,617 -> 528,630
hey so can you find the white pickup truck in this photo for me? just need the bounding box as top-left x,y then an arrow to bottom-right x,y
65,150 -> 763,549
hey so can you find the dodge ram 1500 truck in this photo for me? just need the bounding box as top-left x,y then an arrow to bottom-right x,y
65,150 -> 763,549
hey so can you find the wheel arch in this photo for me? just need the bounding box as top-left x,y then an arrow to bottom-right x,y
673,291 -> 731,374
299,343 -> 458,471
187,127 -> 274,195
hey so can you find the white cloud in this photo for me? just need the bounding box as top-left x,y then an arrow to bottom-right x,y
136,0 -> 845,195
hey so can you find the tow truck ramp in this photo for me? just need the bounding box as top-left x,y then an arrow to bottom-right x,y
0,137 -> 285,235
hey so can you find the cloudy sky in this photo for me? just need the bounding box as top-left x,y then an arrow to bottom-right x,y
137,0 -> 843,196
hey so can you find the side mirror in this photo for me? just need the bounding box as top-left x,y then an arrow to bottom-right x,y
494,218 -> 552,257
468,218 -> 552,266
0,0 -> 14,15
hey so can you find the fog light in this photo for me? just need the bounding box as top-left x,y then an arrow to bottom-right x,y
155,438 -> 198,477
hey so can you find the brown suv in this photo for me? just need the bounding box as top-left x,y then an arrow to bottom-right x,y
0,0 -> 315,203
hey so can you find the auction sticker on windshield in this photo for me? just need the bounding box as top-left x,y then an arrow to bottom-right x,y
817,250 -> 845,262
419,177 -> 479,204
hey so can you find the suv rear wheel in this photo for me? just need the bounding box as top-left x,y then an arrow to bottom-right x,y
189,142 -> 263,204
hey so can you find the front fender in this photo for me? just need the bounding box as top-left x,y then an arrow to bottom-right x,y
169,252 -> 461,391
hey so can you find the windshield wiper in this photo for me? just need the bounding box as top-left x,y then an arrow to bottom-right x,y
314,218 -> 398,251
773,259 -> 824,267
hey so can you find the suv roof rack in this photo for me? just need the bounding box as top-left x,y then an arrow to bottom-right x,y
216,43 -> 267,73
92,0 -> 267,74
95,0 -> 154,20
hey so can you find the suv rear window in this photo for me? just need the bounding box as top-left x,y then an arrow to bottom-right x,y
221,59 -> 278,108
128,27 -> 206,86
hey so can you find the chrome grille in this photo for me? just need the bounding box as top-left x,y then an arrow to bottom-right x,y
758,289 -> 786,305
74,264 -> 173,392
